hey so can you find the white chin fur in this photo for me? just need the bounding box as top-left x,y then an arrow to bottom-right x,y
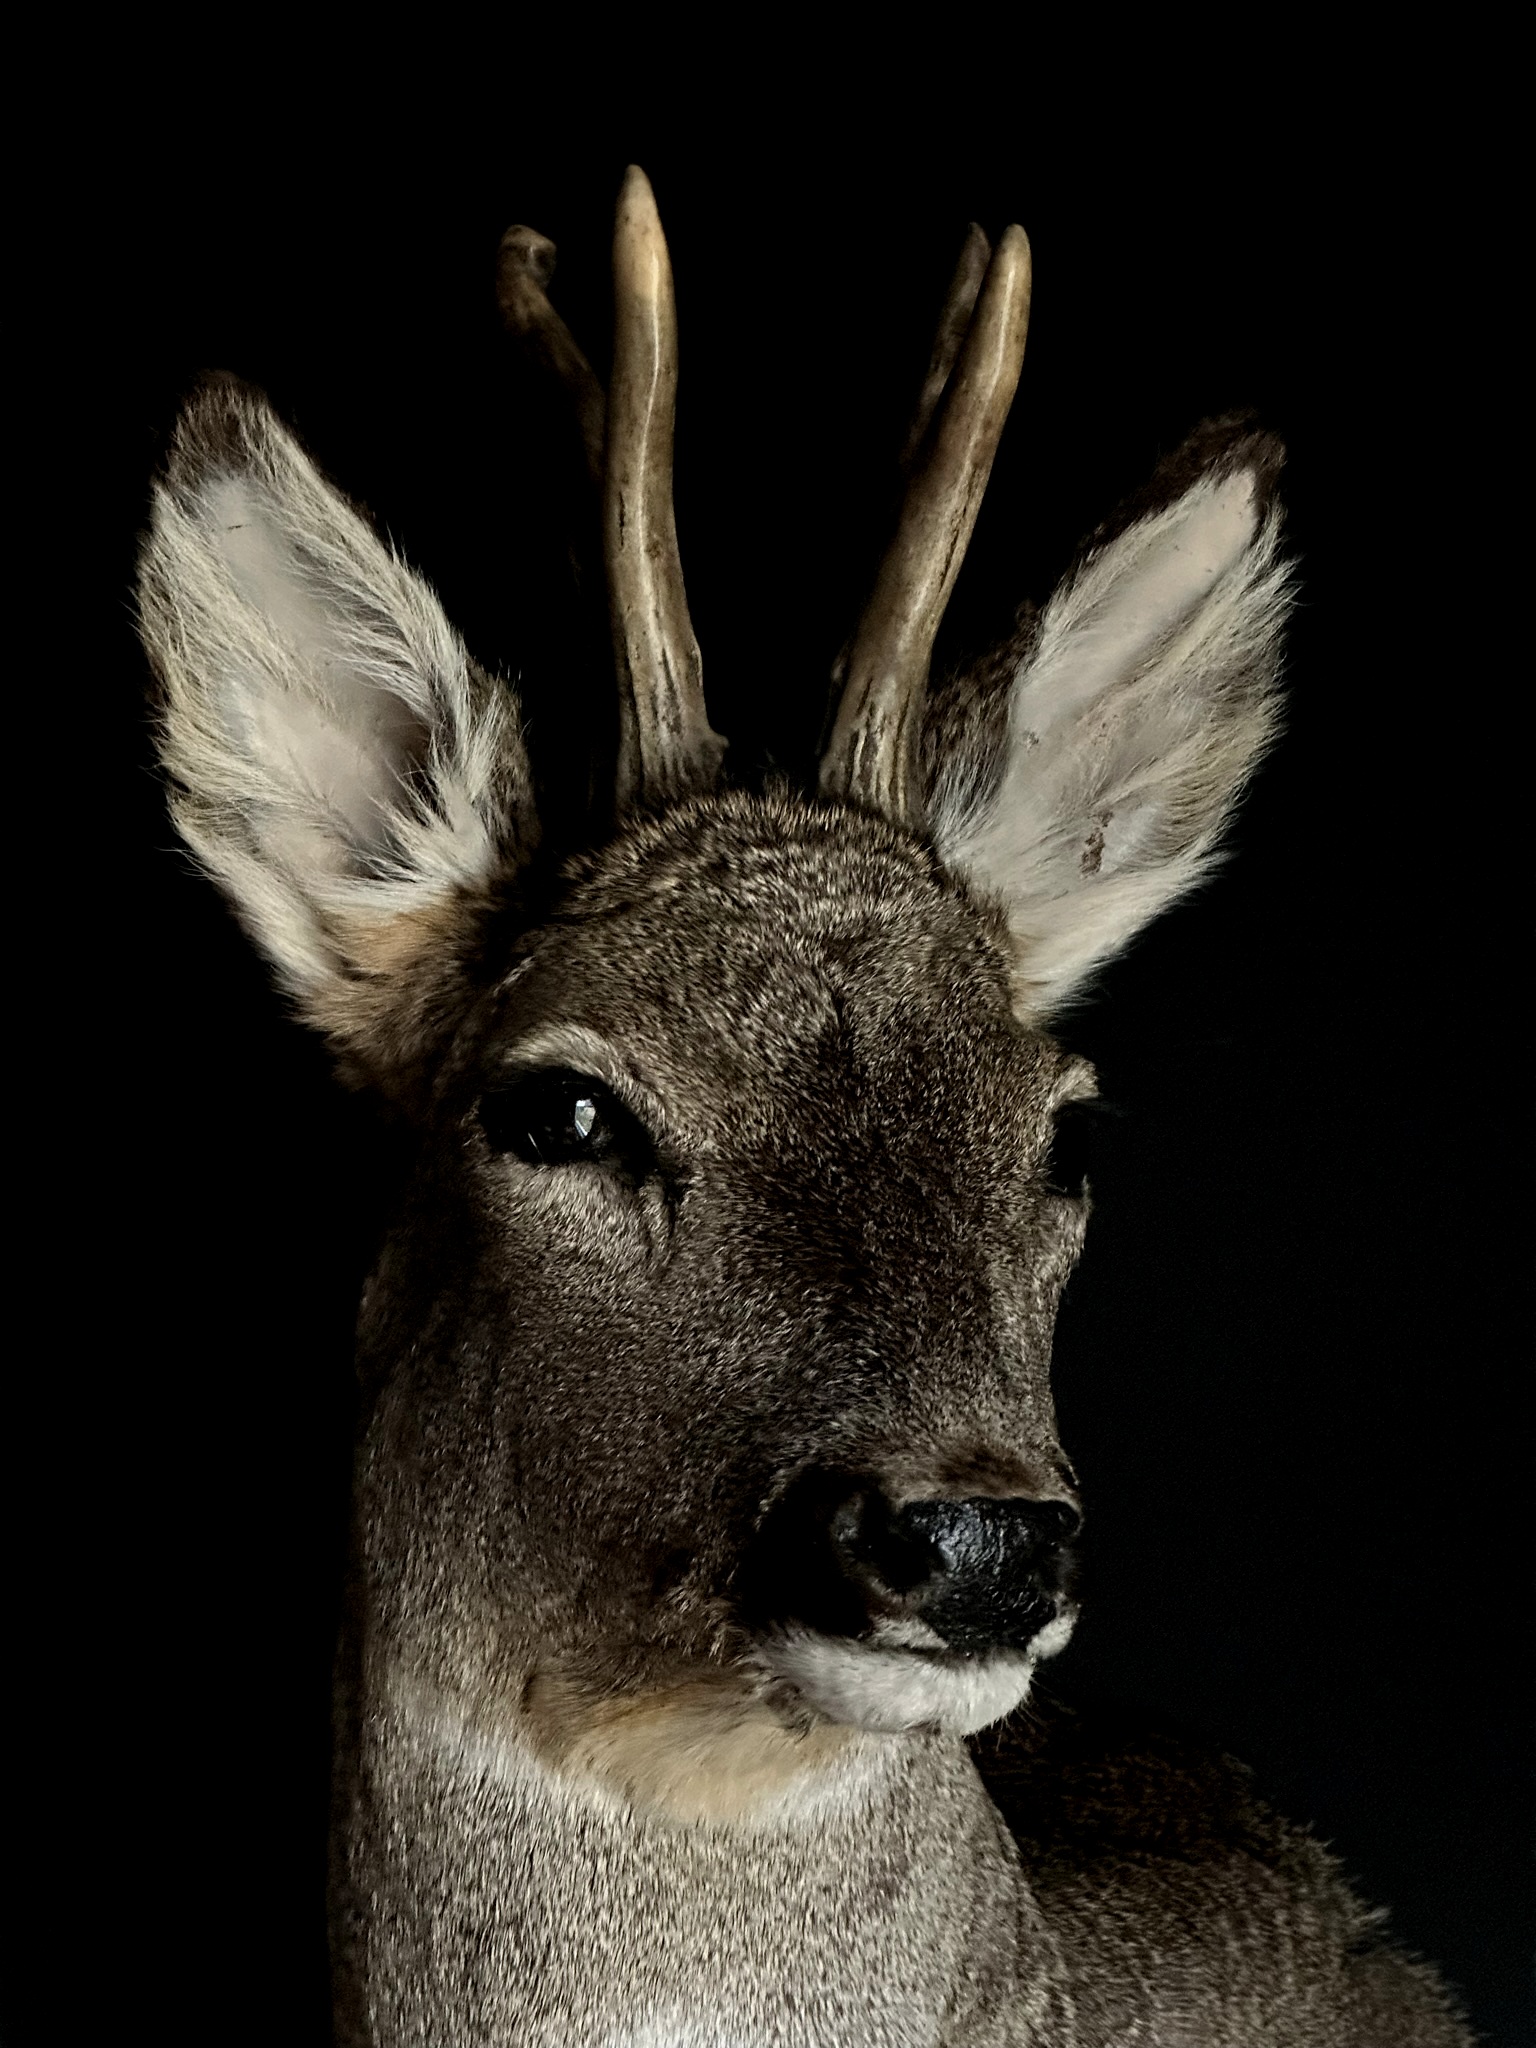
758,1606 -> 1078,1737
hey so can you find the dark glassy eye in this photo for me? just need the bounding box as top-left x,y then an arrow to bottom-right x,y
478,1068 -> 650,1174
1044,1099 -> 1113,1198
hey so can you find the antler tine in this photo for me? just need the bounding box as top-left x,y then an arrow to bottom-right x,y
821,225 -> 1032,827
496,224 -> 607,492
605,166 -> 726,809
898,223 -> 993,472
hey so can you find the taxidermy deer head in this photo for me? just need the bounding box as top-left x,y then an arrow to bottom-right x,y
131,172 -> 1400,2048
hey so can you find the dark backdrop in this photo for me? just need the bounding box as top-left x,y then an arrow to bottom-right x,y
52,58 -> 1524,2048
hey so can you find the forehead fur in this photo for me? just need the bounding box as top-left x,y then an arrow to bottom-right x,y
467,792 -> 1077,1159
474,790 -> 1045,1107
547,791 -> 1014,1010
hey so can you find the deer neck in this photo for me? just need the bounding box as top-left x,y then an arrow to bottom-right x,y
332,1655 -> 1064,2046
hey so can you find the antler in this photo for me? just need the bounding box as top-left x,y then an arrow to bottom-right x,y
497,172 -> 724,811
898,223 -> 993,472
821,225 -> 1032,827
496,224 -> 607,492
605,168 -> 725,808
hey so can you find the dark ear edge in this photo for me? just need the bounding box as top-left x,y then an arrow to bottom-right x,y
1087,412 -> 1286,553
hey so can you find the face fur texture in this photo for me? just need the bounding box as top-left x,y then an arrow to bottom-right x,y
351,794 -> 1091,1817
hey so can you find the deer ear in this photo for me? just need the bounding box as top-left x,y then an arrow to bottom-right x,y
928,423 -> 1291,1022
138,382 -> 537,1096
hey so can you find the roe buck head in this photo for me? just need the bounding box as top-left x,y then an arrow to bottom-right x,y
137,169 -> 1289,1820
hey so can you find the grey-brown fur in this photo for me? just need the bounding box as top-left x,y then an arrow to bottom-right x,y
136,193 -> 1471,2046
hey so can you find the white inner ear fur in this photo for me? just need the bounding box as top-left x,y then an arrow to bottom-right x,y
933,466 -> 1289,1019
204,474 -> 431,871
140,392 -> 531,1016
1019,470 -> 1260,749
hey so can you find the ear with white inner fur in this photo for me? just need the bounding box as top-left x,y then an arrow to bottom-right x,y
928,425 -> 1292,1022
137,382 -> 536,1096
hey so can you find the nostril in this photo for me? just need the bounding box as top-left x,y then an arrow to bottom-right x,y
838,1488 -> 946,1597
737,1470 -> 914,1640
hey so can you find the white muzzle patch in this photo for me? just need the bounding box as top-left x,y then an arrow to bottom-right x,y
757,1603 -> 1078,1736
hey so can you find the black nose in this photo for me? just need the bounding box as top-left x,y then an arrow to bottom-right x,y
739,1470 -> 1080,1655
846,1493 -> 1080,1653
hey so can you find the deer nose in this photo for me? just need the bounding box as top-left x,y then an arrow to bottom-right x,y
840,1492 -> 1081,1653
741,1471 -> 1080,1655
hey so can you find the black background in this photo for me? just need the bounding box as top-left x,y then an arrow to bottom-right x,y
39,49 -> 1525,2048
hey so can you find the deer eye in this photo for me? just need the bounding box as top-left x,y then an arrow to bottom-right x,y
1043,1098 -> 1112,1198
478,1068 -> 650,1174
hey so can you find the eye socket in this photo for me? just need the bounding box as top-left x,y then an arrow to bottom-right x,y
1043,1098 -> 1113,1199
478,1067 -> 653,1176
